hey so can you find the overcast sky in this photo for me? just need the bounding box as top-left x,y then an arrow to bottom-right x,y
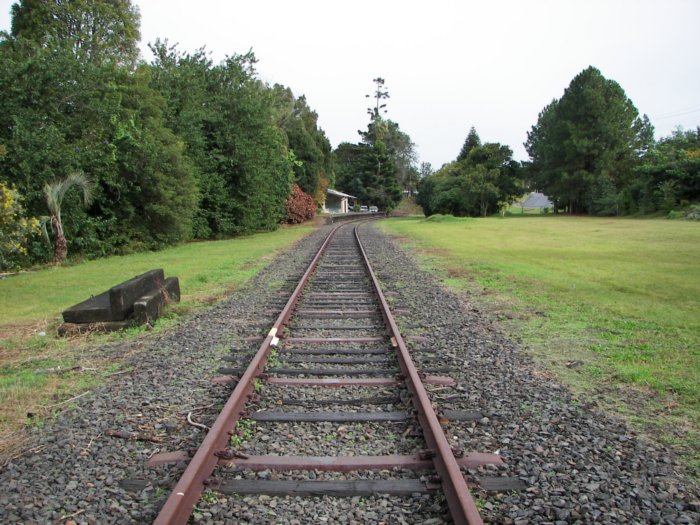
2,0 -> 699,168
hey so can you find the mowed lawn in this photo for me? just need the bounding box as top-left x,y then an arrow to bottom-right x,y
380,216 -> 700,456
0,225 -> 313,456
0,226 -> 314,330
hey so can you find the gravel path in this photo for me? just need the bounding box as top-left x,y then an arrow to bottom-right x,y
0,220 -> 698,524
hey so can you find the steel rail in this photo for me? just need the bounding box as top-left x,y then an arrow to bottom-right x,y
354,224 -> 484,525
153,222 -> 345,525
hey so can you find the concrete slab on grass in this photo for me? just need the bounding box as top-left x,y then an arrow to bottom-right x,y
60,269 -> 179,334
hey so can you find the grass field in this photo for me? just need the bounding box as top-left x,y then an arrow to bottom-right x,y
380,215 -> 700,472
0,225 -> 314,459
0,225 -> 313,328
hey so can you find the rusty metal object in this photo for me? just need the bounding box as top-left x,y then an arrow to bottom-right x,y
283,336 -> 385,343
148,451 -> 504,470
264,375 -> 455,387
217,453 -> 502,471
354,225 -> 484,525
152,223 -> 343,525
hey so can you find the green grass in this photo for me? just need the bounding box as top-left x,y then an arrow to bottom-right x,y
0,225 -> 314,460
505,206 -> 552,215
379,215 -> 700,473
0,225 -> 314,327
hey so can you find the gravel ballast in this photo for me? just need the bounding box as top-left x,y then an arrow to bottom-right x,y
0,220 -> 698,524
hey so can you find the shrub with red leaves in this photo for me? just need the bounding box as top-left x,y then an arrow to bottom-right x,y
284,184 -> 316,223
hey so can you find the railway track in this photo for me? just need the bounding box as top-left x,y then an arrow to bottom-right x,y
149,220 -> 504,524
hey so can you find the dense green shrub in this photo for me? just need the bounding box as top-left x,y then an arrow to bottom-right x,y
0,182 -> 39,271
0,25 -> 198,260
149,44 -> 292,237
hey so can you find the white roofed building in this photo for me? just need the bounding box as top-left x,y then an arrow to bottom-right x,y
323,189 -> 357,214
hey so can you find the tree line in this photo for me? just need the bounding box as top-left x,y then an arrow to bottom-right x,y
0,0 -> 336,269
4,3 -> 695,270
419,65 -> 699,218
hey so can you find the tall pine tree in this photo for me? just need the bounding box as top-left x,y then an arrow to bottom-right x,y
457,127 -> 481,161
525,66 -> 652,214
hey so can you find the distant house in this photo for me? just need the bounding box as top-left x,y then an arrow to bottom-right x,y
512,192 -> 554,212
323,189 -> 357,214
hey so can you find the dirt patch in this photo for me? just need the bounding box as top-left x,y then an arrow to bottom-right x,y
446,266 -> 471,278
0,320 -> 54,343
415,246 -> 451,258
194,294 -> 221,306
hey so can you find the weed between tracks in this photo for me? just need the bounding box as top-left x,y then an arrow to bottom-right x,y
230,418 -> 256,448
267,349 -> 281,368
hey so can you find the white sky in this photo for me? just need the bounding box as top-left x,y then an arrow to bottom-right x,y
2,0 -> 699,168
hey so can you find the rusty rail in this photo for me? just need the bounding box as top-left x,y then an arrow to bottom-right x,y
152,223 -> 344,525
354,224 -> 484,525
153,220 -> 485,524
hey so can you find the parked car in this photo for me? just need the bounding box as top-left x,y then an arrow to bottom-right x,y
369,206 -> 378,213
359,205 -> 368,212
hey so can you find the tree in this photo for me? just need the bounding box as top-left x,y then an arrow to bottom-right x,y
364,140 -> 402,210
360,119 -> 418,194
525,66 -> 650,214
113,65 -> 199,247
333,140 -> 401,210
335,77 -> 412,210
630,127 -> 700,212
335,77 -> 404,210
149,44 -> 292,237
365,77 -> 389,122
10,0 -> 140,63
417,142 -> 522,217
334,142 -> 368,196
465,164 -> 501,217
10,0 -> 141,66
1,18 -> 198,259
457,127 -> 481,161
270,85 -> 335,203
41,172 -> 94,262
0,182 -> 39,270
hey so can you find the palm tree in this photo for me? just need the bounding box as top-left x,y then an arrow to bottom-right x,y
41,172 -> 94,262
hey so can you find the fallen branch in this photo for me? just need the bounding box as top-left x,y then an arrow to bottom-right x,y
34,366 -> 97,375
55,508 -> 85,523
43,391 -> 90,409
182,402 -> 216,415
105,429 -> 163,443
187,411 -> 210,431
103,368 -> 133,378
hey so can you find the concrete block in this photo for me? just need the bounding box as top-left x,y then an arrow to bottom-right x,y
62,291 -> 114,323
62,269 -> 166,323
109,269 -> 165,318
163,276 -> 181,302
60,270 -> 180,334
133,276 -> 180,325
